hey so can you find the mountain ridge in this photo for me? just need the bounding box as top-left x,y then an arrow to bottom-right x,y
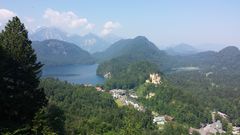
32,39 -> 95,66
93,36 -> 167,62
30,27 -> 120,53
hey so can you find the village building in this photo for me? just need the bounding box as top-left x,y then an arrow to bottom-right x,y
129,93 -> 138,99
109,89 -> 145,112
146,92 -> 155,99
153,116 -> 166,125
216,111 -> 229,119
164,115 -> 174,122
104,72 -> 111,79
232,126 -> 240,135
151,111 -> 159,117
95,86 -> 105,92
211,111 -> 229,123
146,73 -> 162,85
153,115 -> 174,125
124,99 -> 145,112
189,120 -> 226,135
84,84 -> 93,87
109,89 -> 126,98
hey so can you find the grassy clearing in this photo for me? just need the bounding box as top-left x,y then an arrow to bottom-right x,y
115,99 -> 124,107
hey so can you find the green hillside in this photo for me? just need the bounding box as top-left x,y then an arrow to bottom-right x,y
32,39 -> 95,66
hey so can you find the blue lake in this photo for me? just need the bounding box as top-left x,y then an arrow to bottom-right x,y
42,64 -> 105,85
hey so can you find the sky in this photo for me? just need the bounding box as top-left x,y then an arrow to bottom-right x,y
0,0 -> 240,50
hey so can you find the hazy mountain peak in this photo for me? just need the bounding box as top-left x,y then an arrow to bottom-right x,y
102,34 -> 122,44
219,46 -> 239,53
134,36 -> 148,41
176,43 -> 195,49
35,26 -> 62,32
218,46 -> 240,57
165,43 -> 198,56
30,27 -> 67,41
84,33 -> 98,38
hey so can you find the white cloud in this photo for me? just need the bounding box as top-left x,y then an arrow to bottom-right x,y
86,23 -> 95,30
70,18 -> 87,28
0,9 -> 16,25
101,21 -> 120,36
23,17 -> 38,31
43,8 -> 94,32
25,17 -> 35,23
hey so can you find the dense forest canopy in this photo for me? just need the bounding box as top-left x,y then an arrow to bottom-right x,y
98,60 -> 159,89
40,78 -> 160,135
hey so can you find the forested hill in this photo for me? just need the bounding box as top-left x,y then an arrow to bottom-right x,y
94,36 -> 168,62
32,39 -> 95,66
98,61 -> 160,89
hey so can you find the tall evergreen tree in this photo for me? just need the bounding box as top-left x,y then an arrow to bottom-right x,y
0,17 -> 47,131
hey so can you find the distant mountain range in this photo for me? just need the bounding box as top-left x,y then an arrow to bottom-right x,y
165,43 -> 199,56
151,45 -> 240,80
32,39 -> 95,66
95,35 -> 240,75
30,27 -> 68,41
30,29 -> 240,72
30,27 -> 121,53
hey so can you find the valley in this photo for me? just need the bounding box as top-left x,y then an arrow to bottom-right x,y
31,34 -> 240,135
28,31 -> 240,134
1,2 -> 240,134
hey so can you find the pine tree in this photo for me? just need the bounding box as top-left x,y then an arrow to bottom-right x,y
0,16 -> 47,131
